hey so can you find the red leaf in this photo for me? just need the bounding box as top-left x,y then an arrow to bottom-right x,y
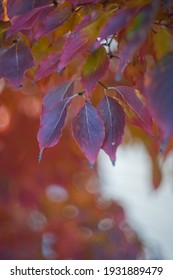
72,102 -> 105,166
58,14 -> 97,71
97,96 -> 125,165
145,52 -> 173,147
99,7 -> 134,40
81,46 -> 109,95
38,81 -> 74,158
34,52 -> 61,82
115,86 -> 153,135
0,41 -> 34,87
7,0 -> 49,18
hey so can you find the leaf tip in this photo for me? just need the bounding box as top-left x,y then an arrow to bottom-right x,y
38,150 -> 43,163
111,160 -> 116,166
115,72 -> 122,82
89,162 -> 94,169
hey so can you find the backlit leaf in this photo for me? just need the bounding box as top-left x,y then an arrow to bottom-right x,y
72,102 -> 105,166
97,96 -> 125,165
115,86 -> 153,136
34,52 -> 61,82
145,52 -> 173,147
153,27 -> 172,60
81,46 -> 109,95
38,82 -> 74,158
0,40 -> 34,87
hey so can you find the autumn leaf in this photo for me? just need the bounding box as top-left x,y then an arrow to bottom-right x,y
0,40 -> 34,87
37,81 -> 74,159
81,46 -> 109,95
99,7 -> 134,40
72,102 -> 105,166
97,96 -> 125,165
115,3 -> 158,80
115,86 -> 153,136
7,4 -> 53,38
145,52 -> 173,148
7,0 -> 49,18
34,52 -> 61,82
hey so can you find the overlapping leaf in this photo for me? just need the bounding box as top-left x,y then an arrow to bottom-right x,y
33,3 -> 72,40
57,14 -> 94,72
115,86 -> 153,135
97,96 -> 125,165
0,40 -> 34,87
81,46 -> 109,95
72,102 -> 105,166
145,52 -> 173,146
7,4 -> 53,38
58,11 -> 108,71
34,52 -> 61,82
115,3 -> 158,80
37,81 -> 74,159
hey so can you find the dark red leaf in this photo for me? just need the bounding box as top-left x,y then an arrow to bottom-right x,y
7,0 -> 49,19
97,96 -> 125,165
34,52 -> 61,82
81,46 -> 109,95
145,52 -> 173,147
115,86 -> 153,135
99,7 -> 134,40
72,102 -> 105,166
0,41 -> 34,87
38,80 -> 74,159
7,4 -> 53,38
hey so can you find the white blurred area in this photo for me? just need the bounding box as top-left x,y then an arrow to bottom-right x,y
98,143 -> 173,259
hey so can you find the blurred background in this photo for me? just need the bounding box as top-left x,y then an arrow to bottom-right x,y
99,144 -> 173,259
0,80 -> 173,260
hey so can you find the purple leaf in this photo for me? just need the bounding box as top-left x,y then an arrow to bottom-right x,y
97,96 -> 125,165
72,102 -> 105,166
38,87 -> 74,158
0,41 -> 34,87
7,4 -> 53,38
7,0 -> 49,18
145,52 -> 173,147
81,46 -> 109,95
99,7 -> 134,40
69,0 -> 100,7
34,52 -> 61,82
115,86 -> 153,136
34,4 -> 72,40
42,80 -> 74,109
